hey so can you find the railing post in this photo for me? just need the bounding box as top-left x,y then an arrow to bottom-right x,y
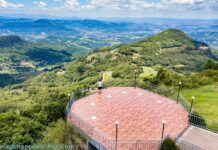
115,121 -> 119,150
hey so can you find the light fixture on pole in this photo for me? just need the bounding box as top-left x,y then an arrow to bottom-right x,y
134,70 -> 137,88
189,96 -> 195,114
161,120 -> 166,140
177,82 -> 182,104
115,121 -> 119,150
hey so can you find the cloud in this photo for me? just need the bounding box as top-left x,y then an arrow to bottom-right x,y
63,0 -> 218,14
160,0 -> 214,11
163,0 -> 203,5
0,0 -> 24,8
53,0 -> 62,2
65,0 -> 80,10
33,1 -> 47,8
64,0 -> 157,11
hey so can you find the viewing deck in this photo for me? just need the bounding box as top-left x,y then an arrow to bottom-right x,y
68,87 -> 189,150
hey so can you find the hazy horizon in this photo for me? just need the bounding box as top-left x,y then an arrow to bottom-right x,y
1,14 -> 218,21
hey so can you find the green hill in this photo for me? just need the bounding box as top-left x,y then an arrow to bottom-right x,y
141,29 -> 213,56
63,29 -> 215,76
29,29 -> 217,85
2,29 -> 215,87
0,35 -> 72,87
0,35 -> 25,47
144,29 -> 194,45
121,29 -> 215,71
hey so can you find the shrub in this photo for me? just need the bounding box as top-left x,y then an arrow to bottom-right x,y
161,138 -> 180,150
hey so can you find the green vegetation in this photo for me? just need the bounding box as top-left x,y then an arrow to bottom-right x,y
0,29 -> 218,146
0,35 -> 24,47
182,85 -> 218,120
139,66 -> 157,79
1,29 -> 216,88
25,48 -> 70,65
161,138 -> 180,150
115,29 -> 215,72
42,119 -> 85,149
103,71 -> 113,81
182,84 -> 218,131
0,35 -> 93,87
204,59 -> 218,70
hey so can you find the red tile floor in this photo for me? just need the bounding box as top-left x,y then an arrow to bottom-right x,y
69,87 -> 189,149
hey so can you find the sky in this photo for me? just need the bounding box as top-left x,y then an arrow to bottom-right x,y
0,0 -> 217,19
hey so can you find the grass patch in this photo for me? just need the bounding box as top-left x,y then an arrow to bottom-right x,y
103,71 -> 113,81
181,84 -> 218,131
139,66 -> 157,79
181,84 -> 218,120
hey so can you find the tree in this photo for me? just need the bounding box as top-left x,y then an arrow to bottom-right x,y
204,59 -> 218,70
44,102 -> 65,122
42,119 -> 85,150
42,119 -> 71,144
0,112 -> 43,145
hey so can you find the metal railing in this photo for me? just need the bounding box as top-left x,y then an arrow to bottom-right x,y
189,114 -> 218,133
69,112 -> 164,150
111,140 -> 162,150
69,111 -> 207,150
178,94 -> 193,112
176,138 -> 206,150
137,82 -> 175,97
69,112 -> 112,149
178,94 -> 218,133
66,90 -> 94,115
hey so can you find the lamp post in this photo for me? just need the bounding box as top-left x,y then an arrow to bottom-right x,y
161,120 -> 166,140
115,121 -> 119,150
177,82 -> 182,104
134,70 -> 137,88
189,96 -> 195,114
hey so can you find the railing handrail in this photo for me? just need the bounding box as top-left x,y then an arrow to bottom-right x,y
70,112 -> 206,150
70,112 -> 113,140
69,109 -> 213,150
189,113 -> 218,123
175,137 -> 206,150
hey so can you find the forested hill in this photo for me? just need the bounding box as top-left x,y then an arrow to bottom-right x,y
30,29 -> 217,86
1,29 -> 216,87
0,35 -> 72,87
0,35 -> 25,47
142,29 -> 210,51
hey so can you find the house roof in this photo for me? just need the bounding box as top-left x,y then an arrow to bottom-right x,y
69,87 -> 189,148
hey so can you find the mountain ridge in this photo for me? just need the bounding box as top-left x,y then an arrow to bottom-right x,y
138,29 -> 214,57
0,29 -> 217,87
